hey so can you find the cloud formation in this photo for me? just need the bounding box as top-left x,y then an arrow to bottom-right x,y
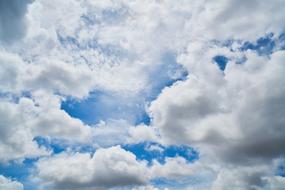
0,175 -> 23,190
0,0 -> 285,189
34,146 -> 149,190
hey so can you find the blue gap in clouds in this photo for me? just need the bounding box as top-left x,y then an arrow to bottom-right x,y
240,33 -> 275,55
148,52 -> 188,100
34,136 -> 65,154
0,159 -> 38,190
122,142 -> 199,165
276,161 -> 285,177
0,91 -> 32,104
212,33 -> 278,70
61,91 -> 147,125
61,52 -> 188,126
135,52 -> 188,125
151,177 -> 203,189
213,55 -> 228,71
151,178 -> 187,189
34,136 -> 95,154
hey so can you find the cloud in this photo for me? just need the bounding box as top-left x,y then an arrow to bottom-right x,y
186,0 -> 285,41
23,91 -> 93,143
0,175 -> 23,190
0,99 -> 49,162
0,50 -> 94,98
0,91 -> 93,163
0,50 -> 25,93
33,145 -> 209,190
85,120 -> 157,147
265,176 -> 285,190
0,0 -> 32,43
22,59 -> 95,98
149,48 -> 285,188
127,124 -> 158,144
34,146 -> 149,190
133,185 -> 161,190
150,157 -> 209,180
1,0 -> 285,189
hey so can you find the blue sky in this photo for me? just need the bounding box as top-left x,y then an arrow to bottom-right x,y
1,1 -> 285,190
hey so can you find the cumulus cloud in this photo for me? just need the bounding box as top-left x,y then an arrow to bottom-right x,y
188,0 -> 285,41
0,50 -> 94,98
0,90 -> 93,163
23,59 -> 94,98
0,175 -> 23,190
0,99 -> 49,162
1,0 -> 285,189
34,146 -> 149,190
149,49 -> 285,188
34,145 -> 210,190
28,91 -> 93,142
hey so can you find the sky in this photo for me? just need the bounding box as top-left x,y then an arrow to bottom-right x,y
0,0 -> 285,189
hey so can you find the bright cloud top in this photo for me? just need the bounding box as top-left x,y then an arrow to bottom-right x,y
0,0 -> 285,190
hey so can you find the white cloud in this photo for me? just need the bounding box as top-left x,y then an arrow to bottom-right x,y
0,50 -> 25,93
91,120 -> 131,147
34,146 -> 149,190
25,91 -> 93,143
192,0 -> 285,41
0,175 -> 23,190
150,157 -> 211,180
1,0 -> 285,189
133,185 -> 162,190
22,59 -> 94,98
127,124 -> 158,144
0,90 -> 93,163
34,146 -> 211,190
0,49 -> 94,98
149,49 -> 285,188
0,99 -> 49,162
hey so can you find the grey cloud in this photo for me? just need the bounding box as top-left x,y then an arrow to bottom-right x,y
149,50 -> 285,188
0,0 -> 32,43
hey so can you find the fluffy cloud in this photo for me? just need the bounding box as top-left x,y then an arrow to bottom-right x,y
188,0 -> 285,41
149,48 -> 285,188
0,91 -> 93,162
1,0 -> 285,189
28,91 -> 93,142
127,124 -> 158,144
23,59 -> 94,98
0,50 -> 95,98
34,146 -> 149,190
0,99 -> 49,162
150,157 -> 210,180
0,175 -> 23,190
34,145 -> 209,190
